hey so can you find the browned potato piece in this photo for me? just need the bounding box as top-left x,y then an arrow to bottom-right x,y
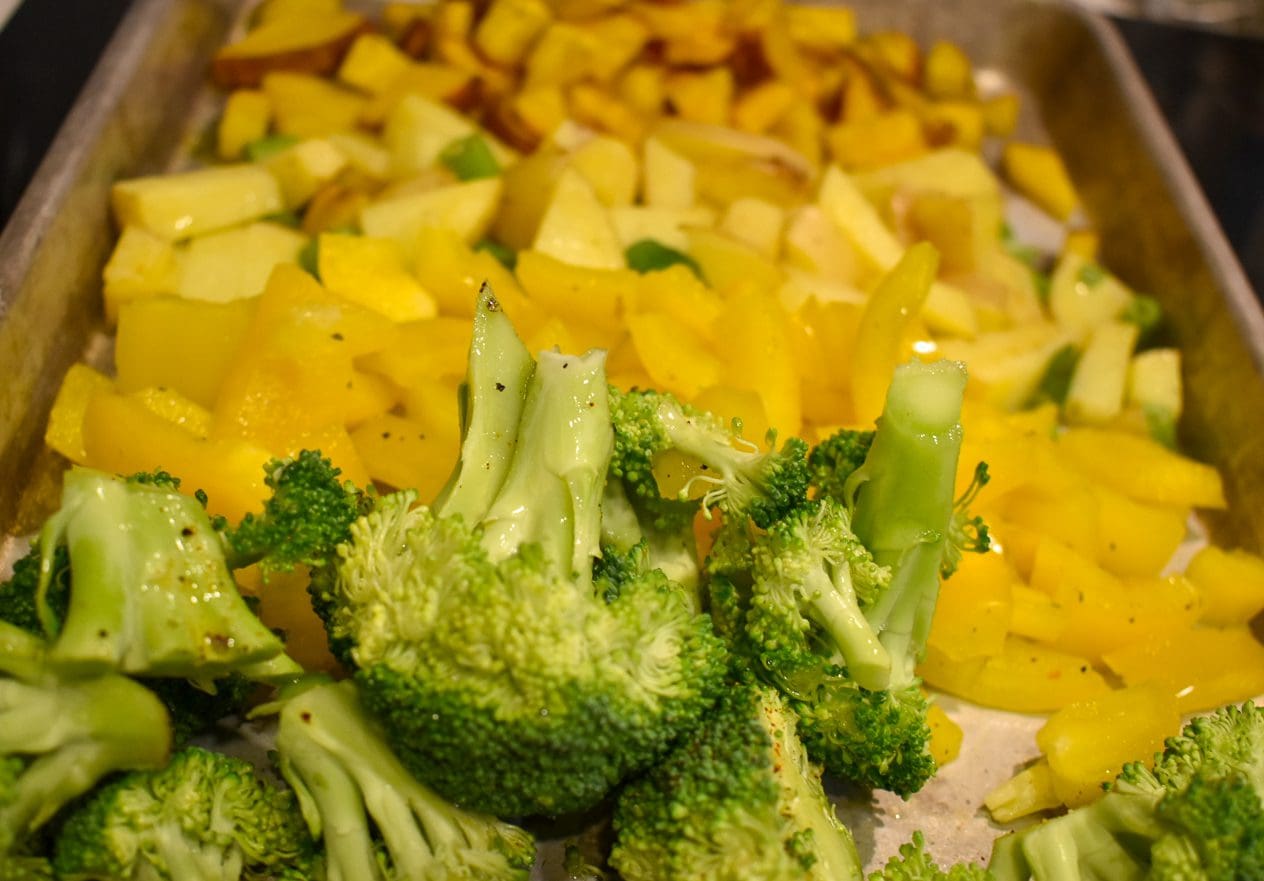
212,12 -> 370,88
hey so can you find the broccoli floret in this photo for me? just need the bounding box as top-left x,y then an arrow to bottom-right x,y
869,832 -> 994,881
599,477 -> 703,606
0,546 -> 255,747
0,855 -> 53,881
703,362 -> 971,796
0,627 -> 172,855
611,680 -> 865,881
224,450 -> 370,576
809,429 -> 874,502
275,679 -> 535,881
319,344 -> 726,816
32,467 -> 284,678
747,498 -> 892,691
990,703 -> 1264,881
52,746 -> 311,881
608,387 -> 810,529
0,545 -> 68,638
942,462 -> 992,580
432,284 -> 535,523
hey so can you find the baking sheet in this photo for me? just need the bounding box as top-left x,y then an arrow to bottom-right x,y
2,0 -> 1263,874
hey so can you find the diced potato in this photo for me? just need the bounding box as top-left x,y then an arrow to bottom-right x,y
939,324 -> 1075,411
524,22 -> 597,89
719,197 -> 784,258
1048,252 -> 1133,340
981,93 -> 1020,137
1103,626 -> 1264,713
1186,545 -> 1264,626
491,148 -> 571,249
385,93 -> 477,177
732,81 -> 796,135
784,4 -> 857,51
826,110 -> 928,170
102,226 -> 182,322
1003,141 -> 1080,221
1057,427 -> 1227,509
581,14 -> 649,83
338,33 -> 412,94
1064,321 -> 1140,425
262,71 -> 367,137
570,85 -> 648,145
861,30 -> 921,81
115,296 -> 258,408
359,177 -> 504,261
360,63 -> 481,126
45,364 -> 115,463
666,68 -> 733,127
531,169 -> 624,270
1128,348 -> 1182,443
618,63 -> 665,117
318,234 -> 438,322
642,137 -> 696,209
609,205 -> 715,252
1063,228 -> 1100,261
924,41 -> 974,100
474,0 -> 552,67
263,138 -> 348,209
217,90 -> 272,161
256,0 -> 343,25
178,222 -> 308,303
781,205 -> 858,283
212,11 -> 367,88
856,148 -> 1001,205
568,135 -> 638,207
112,165 -> 283,241
326,131 -> 392,180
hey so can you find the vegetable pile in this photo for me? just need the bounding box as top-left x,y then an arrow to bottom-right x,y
7,0 -> 1264,876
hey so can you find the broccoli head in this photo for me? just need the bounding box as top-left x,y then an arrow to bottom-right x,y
275,679 -> 535,881
224,450 -> 371,576
990,702 -> 1264,881
0,627 -> 172,855
611,680 -> 865,881
870,832 -> 995,881
809,429 -> 874,503
52,746 -> 311,881
32,467 -> 284,678
608,386 -> 810,529
327,492 -> 726,817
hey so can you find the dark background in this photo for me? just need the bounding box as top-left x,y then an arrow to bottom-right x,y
1,2 -> 1261,296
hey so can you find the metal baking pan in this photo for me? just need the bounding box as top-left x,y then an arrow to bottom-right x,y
1,0 -> 1262,872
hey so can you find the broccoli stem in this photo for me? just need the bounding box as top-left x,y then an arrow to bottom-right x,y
0,674 -> 170,847
35,469 -> 284,678
801,567 -> 891,692
656,400 -> 766,515
479,349 -> 613,588
848,360 -> 967,688
434,284 -> 536,521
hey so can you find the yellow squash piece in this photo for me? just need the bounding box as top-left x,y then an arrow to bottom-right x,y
1002,141 -> 1080,221
1103,626 -> 1264,713
920,638 -> 1110,714
318,234 -> 438,322
45,364 -> 115,464
1186,545 -> 1264,626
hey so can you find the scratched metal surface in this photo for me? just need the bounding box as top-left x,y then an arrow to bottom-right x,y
1,0 -> 1262,875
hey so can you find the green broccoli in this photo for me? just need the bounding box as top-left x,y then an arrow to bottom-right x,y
316,342 -> 726,816
809,429 -> 874,502
31,467 -> 284,678
608,386 -> 810,529
990,702 -> 1264,881
599,478 -> 702,605
274,679 -> 535,881
612,679 -> 988,881
0,538 -> 254,747
0,855 -> 52,881
703,361 -> 972,796
223,449 -> 371,576
0,623 -> 172,855
432,284 -> 536,524
870,832 -> 994,881
611,680 -> 866,881
52,746 -> 311,881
